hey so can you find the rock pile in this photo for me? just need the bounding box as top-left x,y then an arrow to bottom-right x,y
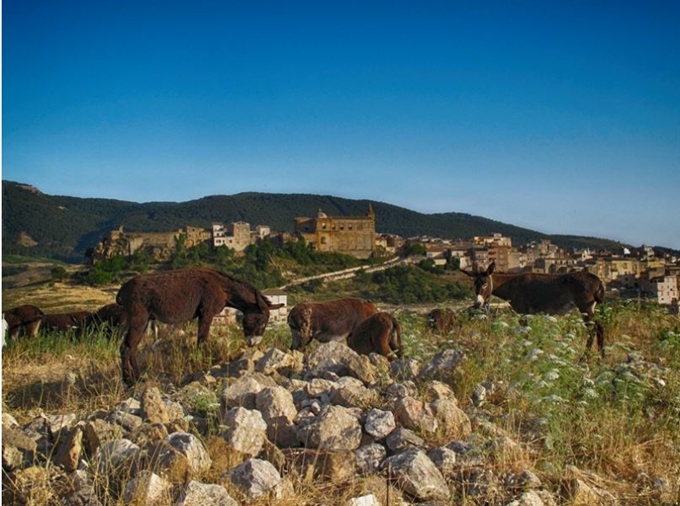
3,341 -> 651,505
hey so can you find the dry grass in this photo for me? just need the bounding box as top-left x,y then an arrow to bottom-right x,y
3,282 -> 680,505
2,280 -> 118,313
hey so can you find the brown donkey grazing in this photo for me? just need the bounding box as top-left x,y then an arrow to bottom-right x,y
287,297 -> 379,350
116,268 -> 283,386
42,311 -> 92,334
463,262 -> 606,357
78,303 -> 128,338
427,308 -> 458,334
347,312 -> 403,360
4,305 -> 45,340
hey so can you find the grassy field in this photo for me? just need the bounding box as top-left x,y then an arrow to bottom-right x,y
2,280 -> 680,504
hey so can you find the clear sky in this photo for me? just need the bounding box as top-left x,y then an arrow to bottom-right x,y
3,1 -> 680,249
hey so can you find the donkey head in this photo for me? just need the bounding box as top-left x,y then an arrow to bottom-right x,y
462,262 -> 496,311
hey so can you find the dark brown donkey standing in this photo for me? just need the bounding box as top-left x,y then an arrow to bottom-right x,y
116,267 -> 283,386
463,262 -> 606,357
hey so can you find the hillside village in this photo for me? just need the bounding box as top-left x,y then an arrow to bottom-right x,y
90,206 -> 680,309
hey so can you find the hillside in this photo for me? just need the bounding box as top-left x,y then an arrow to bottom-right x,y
2,180 -> 631,263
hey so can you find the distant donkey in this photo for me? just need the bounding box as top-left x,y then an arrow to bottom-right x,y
42,311 -> 92,334
463,262 -> 606,357
427,308 -> 458,334
4,305 -> 45,341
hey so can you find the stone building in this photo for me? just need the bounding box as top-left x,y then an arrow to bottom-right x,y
293,205 -> 376,259
185,226 -> 212,248
641,274 -> 678,305
212,222 -> 252,252
91,226 -> 184,262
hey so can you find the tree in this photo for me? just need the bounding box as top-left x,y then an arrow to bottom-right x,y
50,265 -> 69,282
405,243 -> 427,256
87,255 -> 127,285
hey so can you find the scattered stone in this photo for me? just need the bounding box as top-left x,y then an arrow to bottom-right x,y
46,413 -> 78,438
305,341 -> 360,378
255,347 -> 301,375
385,427 -> 425,452
393,396 -> 438,435
221,407 -> 268,456
82,419 -> 123,457
94,438 -> 140,475
123,470 -> 172,506
561,465 -> 617,505
141,387 -> 171,423
152,431 -> 212,481
390,357 -> 421,381
176,480 -> 238,506
1,330 -> 635,506
382,447 -> 450,502
53,424 -> 83,472
2,426 -> 38,470
220,373 -> 275,413
256,385 -> 299,447
7,465 -> 55,505
431,398 -> 472,439
417,349 -> 465,383
226,457 -> 282,499
364,408 -> 396,440
348,494 -> 382,506
284,448 -> 356,483
427,446 -> 458,477
506,490 -> 547,506
355,443 -> 387,475
296,405 -> 362,451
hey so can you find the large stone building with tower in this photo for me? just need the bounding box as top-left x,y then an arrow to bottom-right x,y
293,205 -> 377,259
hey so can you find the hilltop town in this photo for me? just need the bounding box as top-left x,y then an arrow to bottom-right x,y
90,206 -> 679,308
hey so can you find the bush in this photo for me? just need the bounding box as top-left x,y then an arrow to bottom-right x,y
50,265 -> 69,282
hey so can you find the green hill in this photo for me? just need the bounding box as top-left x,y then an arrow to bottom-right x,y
2,180 -> 631,263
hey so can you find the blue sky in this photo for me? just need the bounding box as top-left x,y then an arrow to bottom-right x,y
3,1 -> 680,249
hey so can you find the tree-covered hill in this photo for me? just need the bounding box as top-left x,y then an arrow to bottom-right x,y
2,180 -> 632,263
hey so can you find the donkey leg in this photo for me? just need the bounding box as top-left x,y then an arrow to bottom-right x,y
390,329 -> 404,359
595,321 -> 605,358
26,320 -> 42,339
196,315 -> 212,345
585,324 -> 594,351
375,333 -> 394,358
290,328 -> 303,350
120,313 -> 148,387
582,309 -> 604,359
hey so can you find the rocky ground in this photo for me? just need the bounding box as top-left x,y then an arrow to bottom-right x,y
6,335 -> 673,506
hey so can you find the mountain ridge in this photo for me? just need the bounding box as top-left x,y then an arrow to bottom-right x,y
2,180 -> 641,263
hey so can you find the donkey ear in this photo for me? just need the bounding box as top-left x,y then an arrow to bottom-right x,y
486,262 -> 496,275
460,269 -> 473,278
